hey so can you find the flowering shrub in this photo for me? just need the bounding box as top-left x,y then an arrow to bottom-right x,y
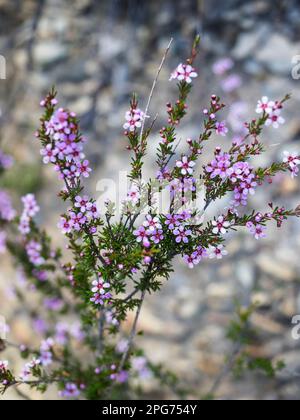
0,36 -> 300,400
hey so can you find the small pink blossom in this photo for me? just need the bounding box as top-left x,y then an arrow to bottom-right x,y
256,96 -> 275,115
170,63 -> 198,84
215,121 -> 228,136
173,226 -> 192,244
283,151 -> 300,178
208,244 -> 228,259
126,185 -> 141,205
134,226 -> 150,248
40,144 -> 58,164
76,160 -> 92,178
0,360 -> 8,371
265,109 -> 285,129
59,383 -> 80,399
150,229 -> 164,244
58,217 -> 73,234
143,215 -> 162,232
176,156 -> 195,176
74,195 -> 90,213
212,216 -> 231,235
21,194 -> 40,218
247,222 -> 267,240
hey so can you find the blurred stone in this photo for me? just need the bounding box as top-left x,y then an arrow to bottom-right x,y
33,41 -> 68,67
251,313 -> 284,334
255,34 -> 300,75
256,255 -> 296,282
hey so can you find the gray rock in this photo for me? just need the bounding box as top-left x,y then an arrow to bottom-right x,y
33,41 -> 68,68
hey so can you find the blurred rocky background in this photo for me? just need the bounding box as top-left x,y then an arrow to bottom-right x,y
1,0 -> 300,400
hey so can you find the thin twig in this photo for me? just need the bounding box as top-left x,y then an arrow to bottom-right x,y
98,309 -> 106,355
139,38 -> 173,144
207,342 -> 242,397
118,288 -> 147,372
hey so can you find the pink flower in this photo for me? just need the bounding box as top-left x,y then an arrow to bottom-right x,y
74,195 -> 90,213
69,211 -> 87,231
256,96 -> 275,115
40,144 -> 58,164
265,109 -> 285,129
170,63 -> 198,84
212,58 -> 233,76
0,150 -> 13,169
134,226 -> 150,248
0,191 -> 16,221
76,160 -> 92,178
229,162 -> 251,183
206,152 -> 232,179
40,338 -> 54,352
26,240 -> 45,266
123,108 -> 146,132
40,351 -> 53,367
247,222 -> 266,240
0,360 -> 8,371
150,229 -> 164,244
21,194 -> 40,218
240,174 -> 257,196
208,244 -> 228,259
90,277 -> 111,305
173,226 -> 192,244
176,156 -> 195,176
183,252 -> 200,269
212,216 -> 230,235
58,217 -> 73,234
126,185 -> 141,205
215,121 -> 228,136
165,214 -> 180,231
143,215 -> 162,232
59,383 -> 80,399
86,202 -> 100,219
283,151 -> 300,178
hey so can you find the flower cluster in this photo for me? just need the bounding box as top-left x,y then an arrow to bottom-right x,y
123,107 -> 147,133
183,246 -> 208,269
38,96 -> 91,183
58,195 -> 99,235
205,149 -> 257,207
90,276 -> 111,306
0,191 -> 16,221
25,240 -> 45,266
20,358 -> 41,381
18,194 -> 40,235
39,338 -> 54,367
256,96 -> 285,129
